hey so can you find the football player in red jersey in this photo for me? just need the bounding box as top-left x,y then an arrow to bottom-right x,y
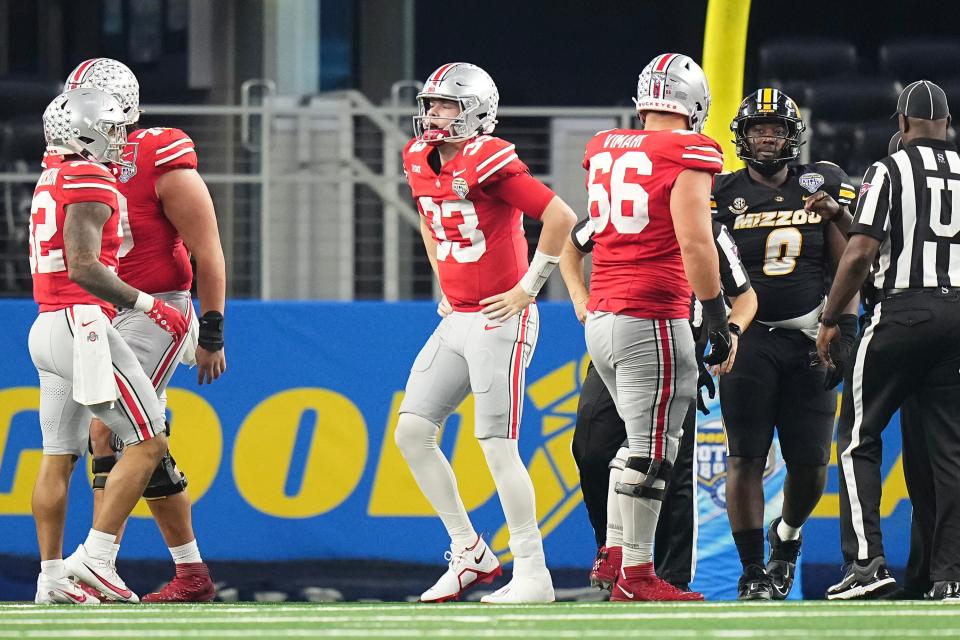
580,53 -> 732,602
63,58 -> 226,602
30,89 -> 188,604
397,62 -> 577,603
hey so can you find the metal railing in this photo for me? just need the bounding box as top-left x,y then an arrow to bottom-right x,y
0,90 -> 638,300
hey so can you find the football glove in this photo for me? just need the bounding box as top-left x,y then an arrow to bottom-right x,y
696,359 -> 716,415
822,314 -> 858,390
701,294 -> 732,366
145,298 -> 188,340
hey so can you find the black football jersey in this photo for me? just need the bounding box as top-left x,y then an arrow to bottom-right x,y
712,161 -> 854,322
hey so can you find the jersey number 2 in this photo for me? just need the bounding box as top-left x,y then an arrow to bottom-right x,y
587,151 -> 652,235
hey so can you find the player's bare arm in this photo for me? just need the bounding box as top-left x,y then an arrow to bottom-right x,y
714,287 -> 759,376
480,195 -> 576,321
806,190 -> 853,236
671,170 -> 721,300
157,168 -> 227,384
817,233 -> 880,367
559,239 -> 589,325
64,201 -> 141,308
64,201 -> 188,338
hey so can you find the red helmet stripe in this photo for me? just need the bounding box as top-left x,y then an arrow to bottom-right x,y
430,63 -> 457,83
68,58 -> 100,86
655,53 -> 677,72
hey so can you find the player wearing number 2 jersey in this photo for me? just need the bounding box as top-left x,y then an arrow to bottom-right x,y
62,57 -> 226,602
397,62 -> 577,604
581,53 -> 731,602
711,89 -> 857,600
30,89 -> 187,605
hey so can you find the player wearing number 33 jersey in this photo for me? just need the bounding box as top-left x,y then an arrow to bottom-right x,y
397,62 -> 577,605
579,53 -> 730,603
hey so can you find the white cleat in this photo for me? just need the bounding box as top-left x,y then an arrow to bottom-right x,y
35,574 -> 100,605
420,536 -> 502,603
480,570 -> 555,604
64,544 -> 139,603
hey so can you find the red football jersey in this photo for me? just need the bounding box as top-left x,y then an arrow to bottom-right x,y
403,135 -> 547,311
30,155 -> 122,315
111,127 -> 198,294
583,128 -> 724,319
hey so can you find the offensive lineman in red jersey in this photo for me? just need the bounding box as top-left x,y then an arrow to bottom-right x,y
582,53 -> 731,601
62,58 -> 226,601
30,89 -> 188,604
397,62 -> 577,603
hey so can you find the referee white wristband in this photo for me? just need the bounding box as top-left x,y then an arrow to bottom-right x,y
133,291 -> 156,312
519,250 -> 561,297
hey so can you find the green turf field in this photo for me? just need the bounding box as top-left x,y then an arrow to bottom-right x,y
1,601 -> 958,639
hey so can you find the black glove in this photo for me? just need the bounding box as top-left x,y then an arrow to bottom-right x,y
701,294 -> 731,366
198,311 -> 225,351
696,359 -> 716,415
823,314 -> 858,390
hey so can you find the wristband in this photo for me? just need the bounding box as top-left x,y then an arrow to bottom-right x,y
519,250 -> 560,297
198,311 -> 225,351
133,291 -> 155,312
728,322 -> 742,337
700,294 -> 728,330
821,315 -> 839,328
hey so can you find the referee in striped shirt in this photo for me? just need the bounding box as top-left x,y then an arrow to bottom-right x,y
816,80 -> 960,601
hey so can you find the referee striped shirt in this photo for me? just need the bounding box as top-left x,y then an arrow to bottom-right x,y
852,137 -> 960,289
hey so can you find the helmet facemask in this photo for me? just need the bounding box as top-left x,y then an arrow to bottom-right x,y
413,94 -> 484,144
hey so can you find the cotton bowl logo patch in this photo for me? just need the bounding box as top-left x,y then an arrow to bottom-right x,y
729,197 -> 748,214
452,177 -> 469,199
799,172 -> 825,194
118,144 -> 138,183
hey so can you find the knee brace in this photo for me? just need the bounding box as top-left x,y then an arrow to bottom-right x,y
615,456 -> 673,501
142,450 -> 188,500
608,446 -> 629,471
91,455 -> 116,491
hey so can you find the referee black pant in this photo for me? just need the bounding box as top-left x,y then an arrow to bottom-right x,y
900,396 -> 935,594
572,361 -> 697,585
839,290 -> 960,580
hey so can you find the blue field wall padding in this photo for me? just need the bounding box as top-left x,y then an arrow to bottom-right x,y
0,300 -> 913,599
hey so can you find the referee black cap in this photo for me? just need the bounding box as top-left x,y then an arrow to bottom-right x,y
888,131 -> 902,154
895,80 -> 950,120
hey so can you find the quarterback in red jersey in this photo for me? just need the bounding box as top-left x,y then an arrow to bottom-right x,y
64,57 -> 226,602
397,62 -> 577,603
30,89 -> 188,604
579,53 -> 732,602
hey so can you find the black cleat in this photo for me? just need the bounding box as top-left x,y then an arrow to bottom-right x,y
738,564 -> 774,601
926,581 -> 960,602
766,517 -> 801,600
825,556 -> 897,600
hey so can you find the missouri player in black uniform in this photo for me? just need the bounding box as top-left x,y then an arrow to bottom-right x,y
712,89 -> 860,600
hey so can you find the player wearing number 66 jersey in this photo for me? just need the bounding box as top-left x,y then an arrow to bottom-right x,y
581,53 -> 731,602
710,89 -> 858,600
398,62 -> 577,604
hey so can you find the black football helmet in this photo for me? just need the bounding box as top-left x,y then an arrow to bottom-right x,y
731,88 -> 805,176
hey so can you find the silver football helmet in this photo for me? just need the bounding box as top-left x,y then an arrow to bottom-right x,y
635,53 -> 711,133
64,58 -> 141,125
43,88 -> 129,165
413,63 -> 499,144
